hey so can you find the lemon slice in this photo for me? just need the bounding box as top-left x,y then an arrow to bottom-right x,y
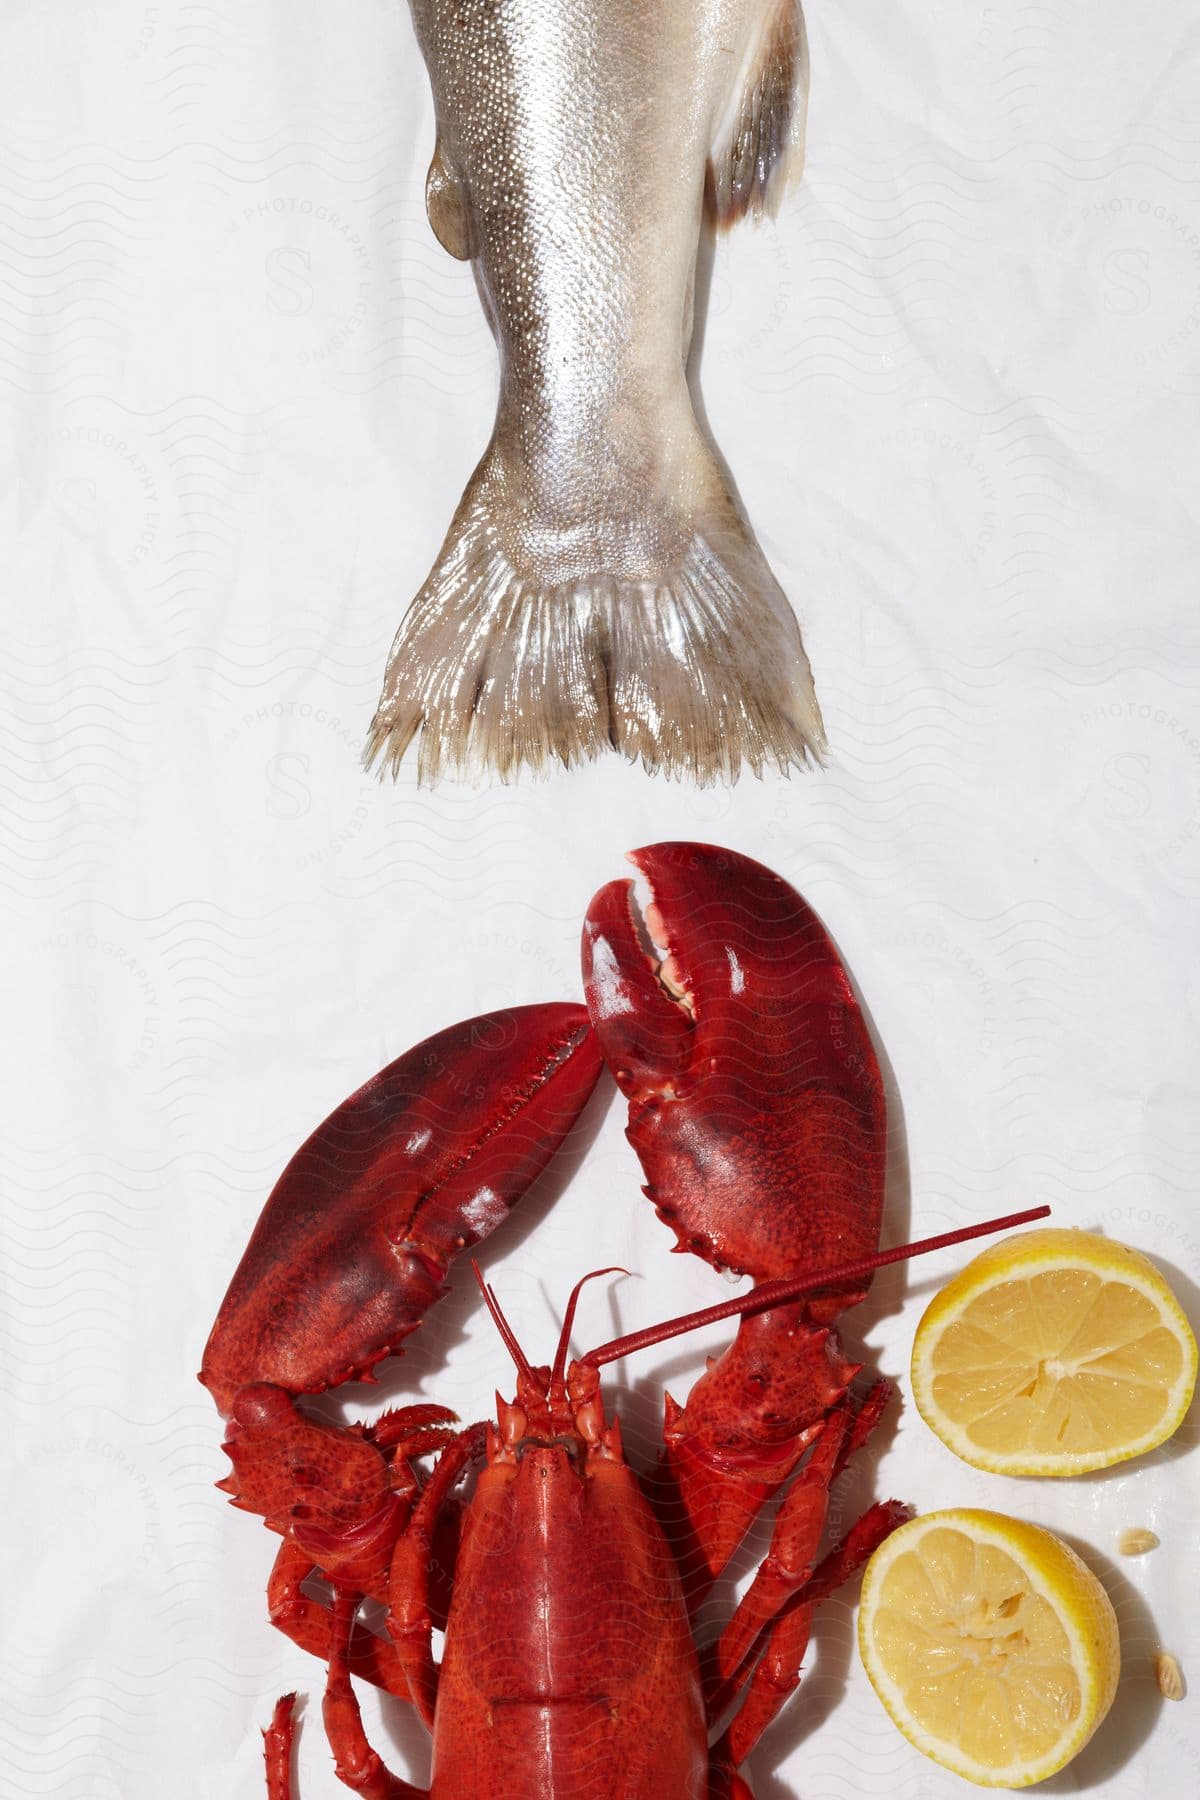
911,1228 -> 1197,1475
859,1510 -> 1120,1787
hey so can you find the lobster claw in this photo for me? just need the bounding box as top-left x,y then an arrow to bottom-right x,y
200,1004 -> 602,1418
582,843 -> 886,1310
583,845 -> 892,1590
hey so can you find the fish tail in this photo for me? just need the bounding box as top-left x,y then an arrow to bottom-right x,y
365,468 -> 824,787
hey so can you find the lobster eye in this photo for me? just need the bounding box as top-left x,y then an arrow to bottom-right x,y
515,1434 -> 582,1464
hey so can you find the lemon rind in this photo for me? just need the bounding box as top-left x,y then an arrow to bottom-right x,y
858,1510 -> 1118,1788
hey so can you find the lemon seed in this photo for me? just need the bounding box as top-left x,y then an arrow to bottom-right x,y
1118,1528 -> 1160,1556
1156,1652 -> 1185,1701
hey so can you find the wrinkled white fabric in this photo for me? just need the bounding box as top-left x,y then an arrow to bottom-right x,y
1,3 -> 1197,1796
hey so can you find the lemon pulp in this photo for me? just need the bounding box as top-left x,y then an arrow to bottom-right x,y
912,1229 -> 1197,1475
859,1511 -> 1120,1787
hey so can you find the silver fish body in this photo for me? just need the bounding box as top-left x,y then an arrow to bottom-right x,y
368,0 -> 822,784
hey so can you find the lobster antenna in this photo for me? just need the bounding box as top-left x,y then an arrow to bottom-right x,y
470,1258 -> 534,1382
582,1205 -> 1051,1369
551,1267 -> 629,1387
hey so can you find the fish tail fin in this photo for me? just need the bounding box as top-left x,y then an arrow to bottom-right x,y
708,0 -> 809,226
364,462 -> 824,787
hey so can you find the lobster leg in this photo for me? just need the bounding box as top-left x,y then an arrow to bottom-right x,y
264,1694 -> 298,1800
322,1592 -> 427,1799
263,1405 -> 466,1694
708,1763 -> 756,1800
714,1598 -> 816,1782
714,1496 -> 911,1771
267,1539 -> 410,1697
705,1377 -> 896,1705
705,1405 -> 852,1706
386,1423 -> 487,1730
267,1432 -> 481,1800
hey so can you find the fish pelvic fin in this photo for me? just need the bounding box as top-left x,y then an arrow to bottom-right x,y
364,461 -> 825,788
425,139 -> 476,261
707,0 -> 809,227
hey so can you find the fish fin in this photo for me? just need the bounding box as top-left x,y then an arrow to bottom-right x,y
364,460 -> 824,786
707,0 -> 809,227
425,141 -> 476,260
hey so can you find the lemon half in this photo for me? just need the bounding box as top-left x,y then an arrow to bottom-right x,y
859,1510 -> 1120,1787
911,1228 -> 1197,1476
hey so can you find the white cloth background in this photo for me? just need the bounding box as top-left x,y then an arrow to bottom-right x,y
2,3 -> 1198,1795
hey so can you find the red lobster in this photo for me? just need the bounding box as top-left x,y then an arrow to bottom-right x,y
201,843 -> 1044,1797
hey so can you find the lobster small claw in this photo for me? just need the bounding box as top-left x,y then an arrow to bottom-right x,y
582,842 -> 887,1302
